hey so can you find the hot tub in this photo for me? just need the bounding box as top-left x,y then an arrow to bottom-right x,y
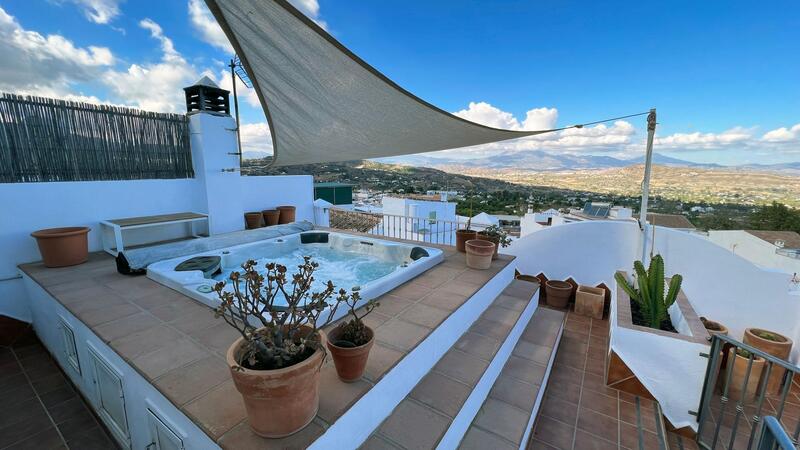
147,231 -> 443,322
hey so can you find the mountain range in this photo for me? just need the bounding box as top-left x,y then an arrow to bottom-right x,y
377,151 -> 800,173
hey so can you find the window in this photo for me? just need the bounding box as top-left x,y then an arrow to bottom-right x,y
59,318 -> 80,374
146,409 -> 184,450
88,348 -> 130,448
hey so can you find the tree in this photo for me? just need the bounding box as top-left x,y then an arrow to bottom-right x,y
749,202 -> 800,233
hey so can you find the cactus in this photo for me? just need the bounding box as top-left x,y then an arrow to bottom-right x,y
615,254 -> 682,330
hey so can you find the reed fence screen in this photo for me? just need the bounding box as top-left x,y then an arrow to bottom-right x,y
0,93 -> 193,182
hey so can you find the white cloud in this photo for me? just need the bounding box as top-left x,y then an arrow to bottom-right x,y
102,19 -> 200,112
454,102 -> 558,131
65,0 -> 123,24
654,127 -> 753,149
0,6 -> 114,96
217,69 -> 260,108
239,122 -> 273,156
762,124 -> 800,143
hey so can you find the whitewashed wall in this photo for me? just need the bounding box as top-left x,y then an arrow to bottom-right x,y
708,230 -> 800,275
240,175 -> 315,223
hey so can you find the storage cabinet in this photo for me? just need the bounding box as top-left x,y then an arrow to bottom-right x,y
88,348 -> 130,448
146,409 -> 185,450
58,318 -> 80,374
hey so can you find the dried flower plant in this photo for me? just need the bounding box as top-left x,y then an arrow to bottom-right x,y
213,256 -> 357,370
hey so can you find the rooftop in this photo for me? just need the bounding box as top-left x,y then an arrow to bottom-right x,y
646,213 -> 696,229
745,230 -> 800,249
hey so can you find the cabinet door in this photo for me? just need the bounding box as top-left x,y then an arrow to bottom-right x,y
89,349 -> 130,448
147,409 -> 184,450
58,318 -> 80,374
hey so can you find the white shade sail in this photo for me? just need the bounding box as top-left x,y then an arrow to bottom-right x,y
204,0 -> 560,166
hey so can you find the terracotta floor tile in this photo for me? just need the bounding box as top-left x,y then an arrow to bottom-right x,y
373,294 -> 415,316
461,426 -> 517,450
378,399 -> 450,449
619,400 -> 657,432
513,340 -> 553,365
4,426 -> 65,450
545,378 -> 582,405
184,380 -> 247,438
555,350 -> 586,370
375,319 -> 430,352
218,419 -> 324,450
410,370 -> 471,417
504,355 -> 547,385
360,434 -> 402,449
110,324 -> 183,360
434,349 -> 490,387
388,281 -> 432,302
0,406 -> 53,448
437,279 -> 481,298
533,415 -> 575,449
580,389 -> 618,418
76,302 -> 140,327
620,422 -> 662,450
39,385 -> 77,408
399,303 -> 450,329
495,294 -> 530,312
540,394 -> 579,426
528,438 -> 562,449
581,372 -> 618,398
317,365 -> 372,423
361,311 -> 392,330
574,429 -> 618,450
154,355 -> 230,406
133,337 -> 209,379
420,290 -> 469,311
169,305 -> 221,334
454,331 -> 502,361
474,398 -> 531,444
192,321 -> 241,355
414,267 -> 462,288
503,281 -> 538,300
481,306 -> 522,328
576,407 -> 619,443
64,425 -> 115,450
364,342 -> 404,382
93,311 -> 160,342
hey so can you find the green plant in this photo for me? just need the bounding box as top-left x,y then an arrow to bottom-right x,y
213,257 -> 356,370
752,329 -> 784,342
478,224 -> 512,248
615,254 -> 682,330
335,291 -> 378,347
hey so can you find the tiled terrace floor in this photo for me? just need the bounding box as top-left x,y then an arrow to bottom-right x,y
19,235 -> 515,449
528,309 -> 690,450
0,325 -> 117,450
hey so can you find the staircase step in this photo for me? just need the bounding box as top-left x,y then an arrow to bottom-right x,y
457,307 -> 566,449
364,279 -> 546,449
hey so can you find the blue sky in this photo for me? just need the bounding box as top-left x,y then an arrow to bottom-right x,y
1,0 -> 798,165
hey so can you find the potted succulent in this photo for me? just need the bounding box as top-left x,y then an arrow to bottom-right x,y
31,226 -> 91,268
614,255 -> 682,331
476,224 -> 511,260
723,347 -> 765,403
456,217 -> 477,253
213,257 -> 357,437
544,280 -> 573,308
326,291 -> 379,382
465,239 -> 495,269
743,328 -> 793,393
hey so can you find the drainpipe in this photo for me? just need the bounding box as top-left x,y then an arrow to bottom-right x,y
639,108 -> 657,261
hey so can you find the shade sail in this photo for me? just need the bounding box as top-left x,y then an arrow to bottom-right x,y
205,0 -> 559,166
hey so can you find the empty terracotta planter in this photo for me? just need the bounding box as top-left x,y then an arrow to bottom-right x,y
244,212 -> 263,229
31,227 -> 90,268
262,209 -> 280,226
575,285 -> 605,319
465,239 -> 495,270
227,327 -> 323,438
326,325 -> 374,382
277,205 -> 296,224
455,229 -> 477,253
476,233 -> 500,259
545,280 -> 572,309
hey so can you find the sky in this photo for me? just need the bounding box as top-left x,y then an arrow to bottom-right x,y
1,0 -> 798,166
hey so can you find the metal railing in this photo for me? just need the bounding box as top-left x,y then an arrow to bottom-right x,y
758,416 -> 797,450
696,333 -> 800,449
322,207 -> 467,246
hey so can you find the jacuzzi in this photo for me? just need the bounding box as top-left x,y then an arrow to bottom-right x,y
147,231 -> 443,322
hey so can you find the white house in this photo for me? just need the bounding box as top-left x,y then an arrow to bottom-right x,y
708,230 -> 800,275
380,195 -> 457,242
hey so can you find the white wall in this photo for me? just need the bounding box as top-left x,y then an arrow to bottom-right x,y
708,230 -> 800,275
240,175 -> 315,223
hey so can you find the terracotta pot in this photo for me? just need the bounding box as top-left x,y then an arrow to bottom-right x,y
465,239 -> 495,270
455,229 -> 477,253
277,205 -> 296,224
244,212 -> 263,229
31,227 -> 90,268
743,328 -> 793,394
476,233 -> 500,260
326,324 -> 374,382
227,327 -> 324,437
575,285 -> 605,319
723,347 -> 765,403
700,317 -> 729,339
262,209 -> 280,226
545,280 -> 572,309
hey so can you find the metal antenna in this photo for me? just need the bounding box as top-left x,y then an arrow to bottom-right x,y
228,56 -> 253,168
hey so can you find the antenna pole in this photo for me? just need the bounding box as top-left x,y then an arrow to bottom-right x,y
229,58 -> 243,168
640,108 -> 657,260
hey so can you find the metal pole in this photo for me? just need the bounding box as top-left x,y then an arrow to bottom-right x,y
640,108 -> 657,261
229,58 -> 243,168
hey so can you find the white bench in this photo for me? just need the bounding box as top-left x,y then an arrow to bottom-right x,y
100,212 -> 209,256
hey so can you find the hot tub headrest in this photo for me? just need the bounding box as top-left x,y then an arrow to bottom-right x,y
300,232 -> 329,244
410,247 -> 430,261
116,221 -> 314,275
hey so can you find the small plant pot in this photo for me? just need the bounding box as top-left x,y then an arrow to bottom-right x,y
476,233 -> 500,260
545,280 -> 572,309
277,205 -> 296,224
326,325 -> 375,383
262,209 -> 280,226
575,285 -> 605,319
244,212 -> 263,229
700,317 -> 729,339
227,326 -> 323,438
31,227 -> 90,268
465,239 -> 495,270
723,348 -> 765,403
455,229 -> 477,253
743,328 -> 793,394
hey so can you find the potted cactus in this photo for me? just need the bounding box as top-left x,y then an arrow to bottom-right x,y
476,224 -> 511,260
212,257 -> 357,437
614,255 -> 682,331
327,291 -> 379,382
